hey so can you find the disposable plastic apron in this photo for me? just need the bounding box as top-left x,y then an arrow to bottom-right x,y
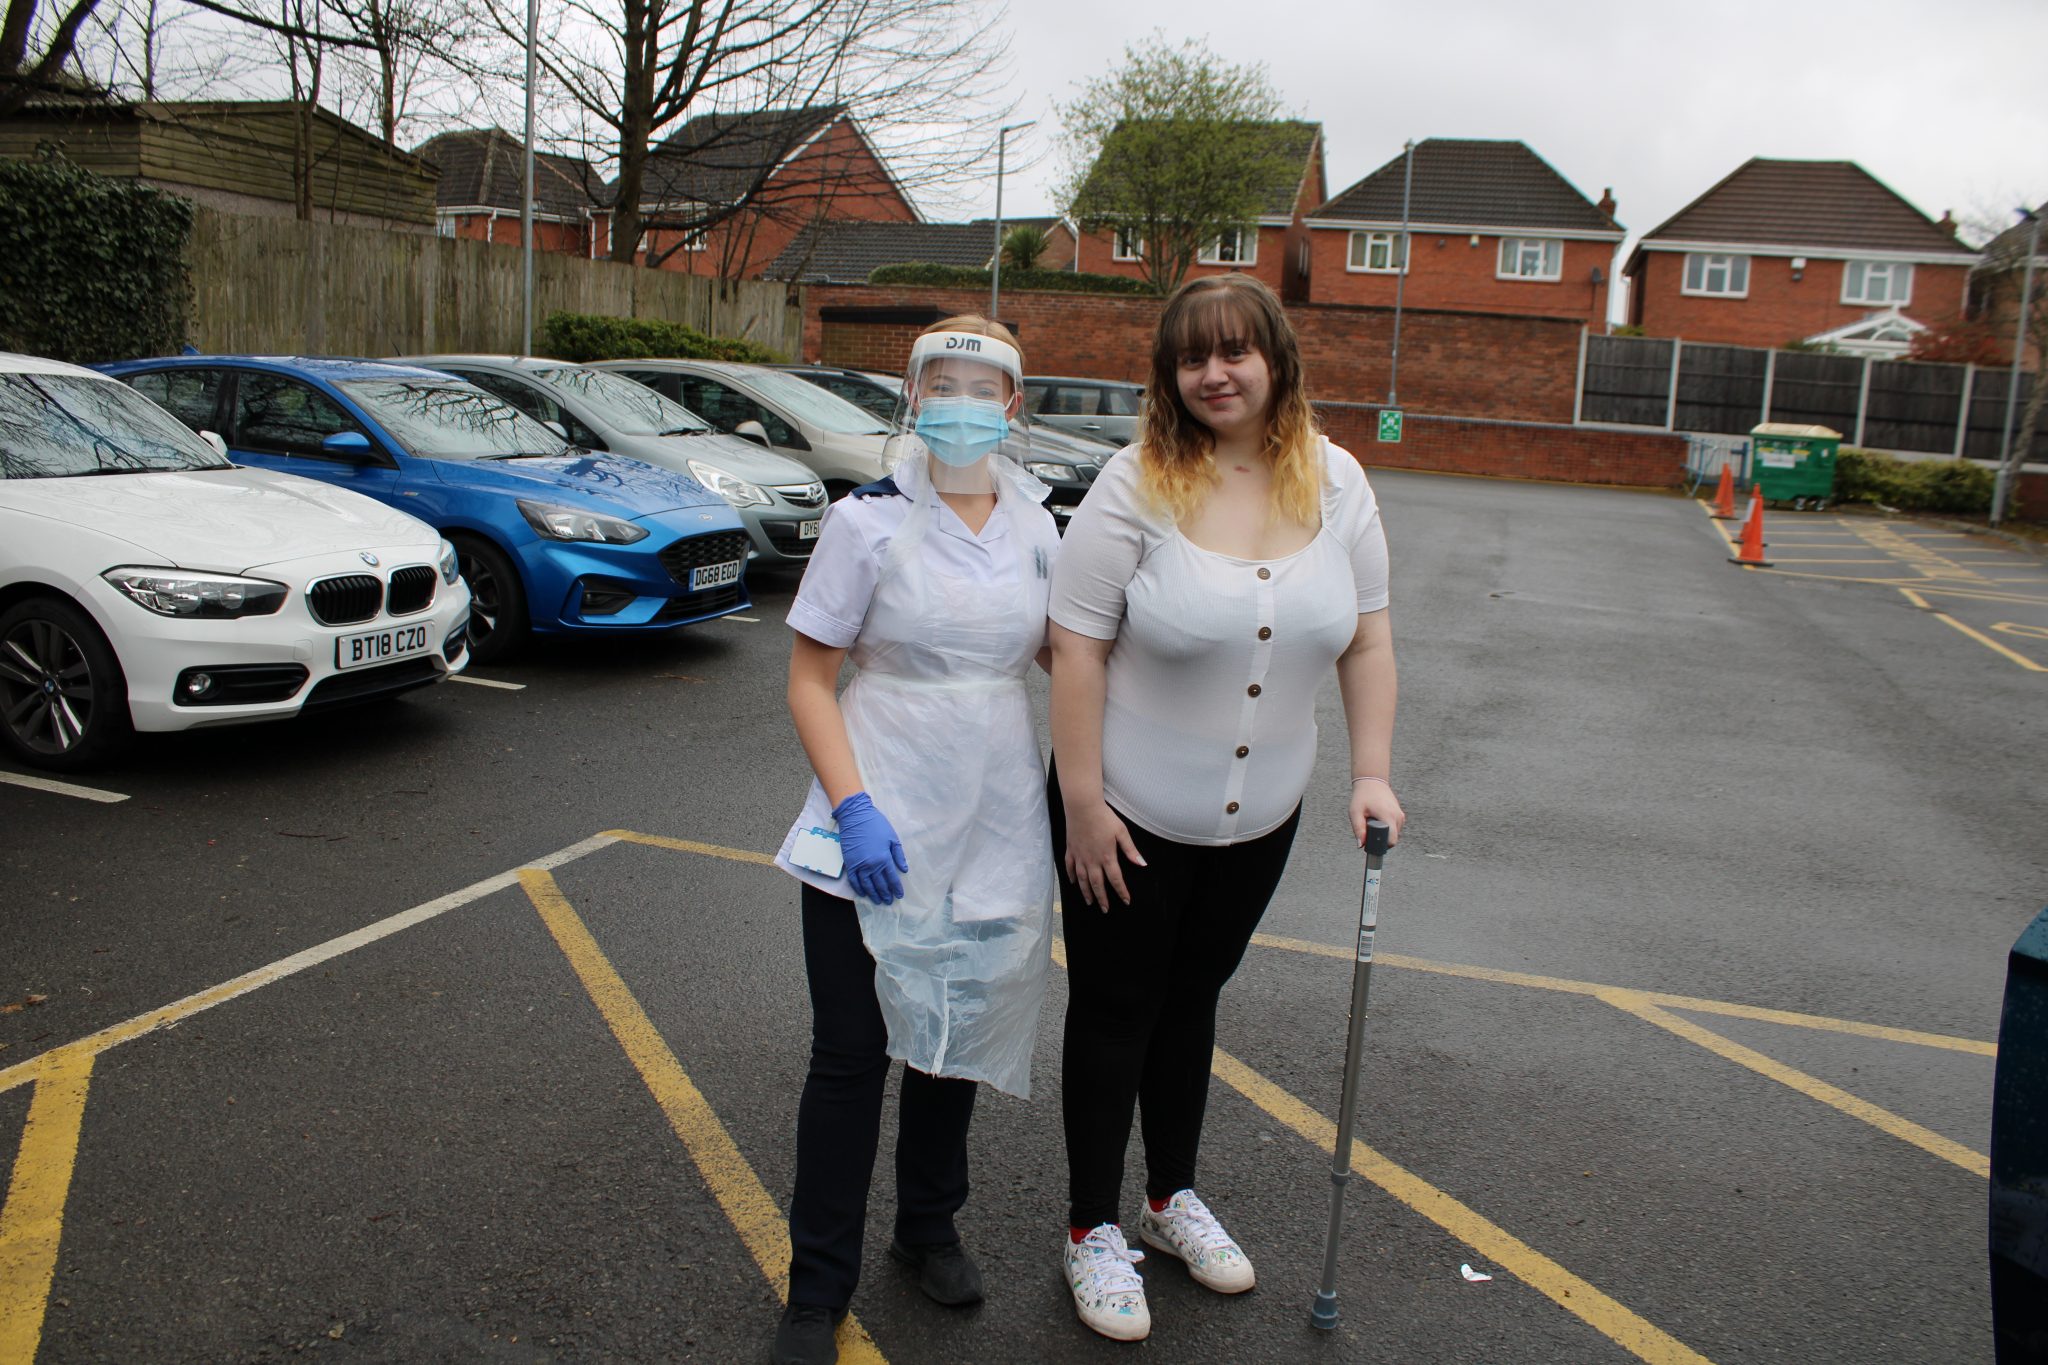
839,460 -> 1054,1098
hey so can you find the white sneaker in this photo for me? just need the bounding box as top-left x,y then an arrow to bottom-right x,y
1064,1223 -> 1150,1341
1137,1190 -> 1256,1293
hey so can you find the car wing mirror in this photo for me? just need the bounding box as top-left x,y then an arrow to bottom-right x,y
320,431 -> 376,461
198,430 -> 229,458
733,419 -> 771,446
541,419 -> 571,442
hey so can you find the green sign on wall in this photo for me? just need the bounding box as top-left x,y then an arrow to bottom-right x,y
1378,409 -> 1403,443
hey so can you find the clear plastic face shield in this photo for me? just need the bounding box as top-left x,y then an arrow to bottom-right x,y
889,331 -> 1030,495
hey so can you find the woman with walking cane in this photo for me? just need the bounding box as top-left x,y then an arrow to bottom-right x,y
768,316 -> 1063,1365
1047,274 -> 1404,1342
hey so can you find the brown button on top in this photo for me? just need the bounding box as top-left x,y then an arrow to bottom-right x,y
1247,683 -> 1262,697
1256,567 -> 1271,580
1225,801 -> 1240,814
1235,745 -> 1249,758
1257,626 -> 1272,640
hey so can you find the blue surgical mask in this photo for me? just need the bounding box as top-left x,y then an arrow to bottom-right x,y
915,396 -> 1011,466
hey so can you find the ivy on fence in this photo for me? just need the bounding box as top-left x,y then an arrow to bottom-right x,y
0,149 -> 194,364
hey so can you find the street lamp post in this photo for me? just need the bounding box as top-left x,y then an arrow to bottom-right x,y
520,0 -> 538,357
1992,208 -> 2042,526
989,120 -> 1034,323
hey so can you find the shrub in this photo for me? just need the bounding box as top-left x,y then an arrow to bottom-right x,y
1834,448 -> 1997,514
0,149 -> 194,364
868,262 -> 1153,296
1001,223 -> 1048,271
540,310 -> 786,364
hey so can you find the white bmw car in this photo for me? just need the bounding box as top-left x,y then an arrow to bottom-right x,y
0,353 -> 471,770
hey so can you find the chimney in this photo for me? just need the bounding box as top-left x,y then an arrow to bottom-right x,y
1936,209 -> 1956,237
1597,187 -> 1617,220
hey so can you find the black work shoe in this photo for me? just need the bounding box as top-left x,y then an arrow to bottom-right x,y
771,1302 -> 842,1365
888,1238 -> 986,1306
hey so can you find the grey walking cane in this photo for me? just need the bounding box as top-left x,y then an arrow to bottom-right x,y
1309,817 -> 1393,1330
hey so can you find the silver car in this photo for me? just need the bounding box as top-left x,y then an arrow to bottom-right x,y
1022,375 -> 1145,446
393,355 -> 829,565
589,359 -> 891,498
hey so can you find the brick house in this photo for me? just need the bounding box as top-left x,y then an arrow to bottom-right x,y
634,105 -> 915,278
1303,138 -> 1622,327
1966,203 -> 2046,370
1071,121 -> 1325,301
0,98 -> 437,230
1623,158 -> 1978,349
413,128 -> 611,256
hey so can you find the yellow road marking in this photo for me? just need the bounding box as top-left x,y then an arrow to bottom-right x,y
1765,558 -> 1903,564
1208,1050 -> 1714,1365
1928,614 -> 2048,671
518,870 -> 885,1363
1598,991 -> 1988,1179
0,833 -> 623,1098
605,829 -> 777,866
1248,935 -> 1994,1055
0,1051 -> 93,1365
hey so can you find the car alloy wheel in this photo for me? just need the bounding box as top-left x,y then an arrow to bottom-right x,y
0,597 -> 132,770
452,536 -> 529,666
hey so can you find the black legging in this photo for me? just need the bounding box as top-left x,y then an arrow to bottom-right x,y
787,882 -> 978,1310
1050,765 -> 1301,1231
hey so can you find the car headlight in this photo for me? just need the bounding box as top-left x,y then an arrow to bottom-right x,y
686,459 -> 772,509
103,567 -> 287,618
516,499 -> 650,544
1024,461 -> 1075,483
437,539 -> 461,584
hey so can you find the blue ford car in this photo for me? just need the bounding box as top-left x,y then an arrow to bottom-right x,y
101,357 -> 751,663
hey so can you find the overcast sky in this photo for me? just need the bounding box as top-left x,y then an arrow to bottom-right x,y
962,0 -> 2048,249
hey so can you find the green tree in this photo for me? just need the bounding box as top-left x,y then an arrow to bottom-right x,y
1056,35 -> 1299,296
1001,221 -> 1047,271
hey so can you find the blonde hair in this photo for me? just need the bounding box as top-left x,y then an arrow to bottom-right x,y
1137,275 -> 1321,526
917,314 -> 1024,397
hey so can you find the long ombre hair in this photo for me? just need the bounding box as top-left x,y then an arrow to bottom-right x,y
1137,275 -> 1322,526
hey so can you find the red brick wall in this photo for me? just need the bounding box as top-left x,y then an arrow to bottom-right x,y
2018,469 -> 2048,522
1317,405 -> 1685,488
449,213 -> 594,255
1307,228 -> 1614,326
804,284 -> 1586,424
1629,250 -> 1973,347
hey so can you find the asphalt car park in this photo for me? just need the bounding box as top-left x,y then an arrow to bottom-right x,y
3,471 -> 2040,1363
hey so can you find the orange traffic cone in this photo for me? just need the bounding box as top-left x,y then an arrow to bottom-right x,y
1710,463 -> 1737,519
1728,486 -> 1772,567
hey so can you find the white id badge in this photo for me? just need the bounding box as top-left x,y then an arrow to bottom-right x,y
789,826 -> 845,878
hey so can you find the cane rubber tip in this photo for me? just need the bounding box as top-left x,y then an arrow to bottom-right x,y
1310,1292 -> 1340,1330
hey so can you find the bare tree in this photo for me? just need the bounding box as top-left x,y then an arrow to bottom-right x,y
476,0 -> 1011,268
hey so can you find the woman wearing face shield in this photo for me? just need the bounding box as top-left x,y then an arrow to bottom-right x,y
769,316 -> 1062,1365
1047,275 -> 1405,1342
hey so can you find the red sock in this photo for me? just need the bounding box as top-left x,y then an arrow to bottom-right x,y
1069,1226 -> 1093,1244
1148,1196 -> 1170,1213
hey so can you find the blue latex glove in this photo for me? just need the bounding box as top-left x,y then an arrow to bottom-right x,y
832,792 -> 908,905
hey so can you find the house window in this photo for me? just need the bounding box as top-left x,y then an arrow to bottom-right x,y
1112,226 -> 1144,262
435,213 -> 458,239
1682,253 -> 1750,297
1198,227 -> 1257,266
1842,259 -> 1912,306
1497,237 -> 1562,280
1347,231 -> 1407,273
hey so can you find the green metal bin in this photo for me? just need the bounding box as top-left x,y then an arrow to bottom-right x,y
1748,423 -> 1841,507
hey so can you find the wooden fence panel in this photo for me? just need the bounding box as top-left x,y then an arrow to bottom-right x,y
1675,343 -> 1767,435
1766,352 -> 1862,432
1580,335 -> 1672,426
185,207 -> 803,359
1864,361 -> 1966,454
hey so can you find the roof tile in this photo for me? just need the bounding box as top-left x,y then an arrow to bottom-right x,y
1639,158 -> 1968,255
1312,138 -> 1618,233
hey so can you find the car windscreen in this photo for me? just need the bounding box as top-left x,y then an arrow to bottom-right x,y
529,365 -> 711,436
337,379 -> 571,460
738,368 -> 892,436
0,372 -> 231,478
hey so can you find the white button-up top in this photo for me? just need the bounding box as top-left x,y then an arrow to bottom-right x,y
1049,440 -> 1390,845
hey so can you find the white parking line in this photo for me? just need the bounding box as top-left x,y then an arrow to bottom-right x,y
723,616 -> 761,624
0,772 -> 129,804
451,675 -> 526,691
